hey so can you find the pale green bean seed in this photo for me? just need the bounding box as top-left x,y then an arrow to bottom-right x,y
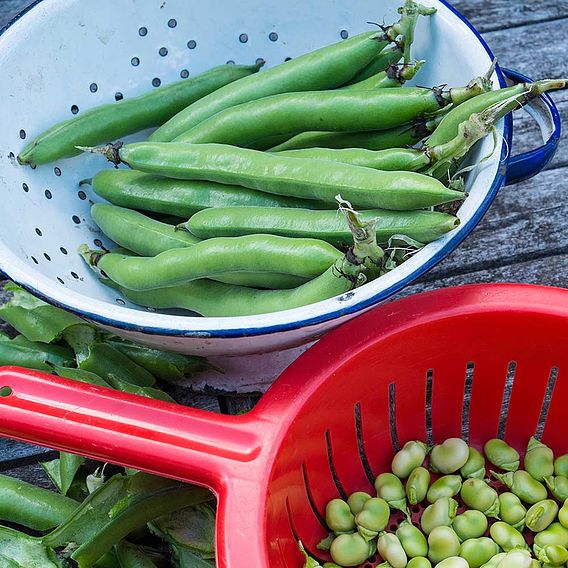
407,557 -> 432,568
495,550 -> 534,568
492,470 -> 548,504
377,532 -> 408,568
460,537 -> 500,568
555,455 -> 568,477
534,522 -> 568,554
355,497 -> 390,541
484,439 -> 520,472
461,479 -> 500,518
392,441 -> 429,479
526,499 -> 559,532
427,526 -> 461,564
406,467 -> 430,505
421,497 -> 458,535
460,447 -> 486,480
489,521 -> 529,552
426,475 -> 462,503
375,473 -> 409,515
480,552 -> 506,568
498,492 -> 527,531
430,438 -> 470,474
326,499 -> 356,534
545,476 -> 568,502
330,533 -> 373,566
525,437 -> 554,481
347,492 -> 372,515
537,545 -> 568,566
436,558 -> 469,568
559,500 -> 568,528
452,510 -> 488,541
396,520 -> 428,558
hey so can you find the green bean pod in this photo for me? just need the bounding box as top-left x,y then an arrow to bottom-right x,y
152,30 -> 397,142
430,438 -> 470,474
377,532 -> 408,568
491,470 -> 548,504
426,475 -> 462,504
534,523 -> 568,554
545,476 -> 568,502
525,437 -> 555,481
489,521 -> 529,552
537,545 -> 568,565
375,473 -> 409,516
81,235 -> 342,291
460,479 -> 500,518
497,492 -> 527,532
484,439 -> 520,472
396,521 -> 428,558
559,500 -> 568,528
326,499 -> 356,534
460,447 -> 486,479
91,204 -> 200,256
452,510 -> 488,541
427,526 -> 461,564
459,537 -> 500,568
392,440 -> 430,478
555,455 -> 568,477
91,169 -> 326,218
420,497 -> 458,535
427,79 -> 567,148
174,82 -> 488,147
267,117 -> 441,152
347,492 -> 372,516
330,532 -> 374,566
18,63 -> 264,166
406,467 -> 431,505
186,206 -> 459,247
276,146 -> 431,171
104,211 -> 382,316
345,45 -> 403,85
355,498 -> 390,541
95,142 -> 464,211
0,474 -> 79,531
407,557 -> 432,568
526,499 -> 559,532
343,60 -> 425,90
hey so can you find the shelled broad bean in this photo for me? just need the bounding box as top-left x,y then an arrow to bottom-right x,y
304,436 -> 568,567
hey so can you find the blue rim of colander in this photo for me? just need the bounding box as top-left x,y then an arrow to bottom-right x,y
1,0 -> 512,338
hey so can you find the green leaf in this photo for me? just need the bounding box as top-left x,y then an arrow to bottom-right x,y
106,374 -> 176,403
0,526 -> 63,567
149,503 -> 216,558
299,541 -> 324,568
52,366 -> 111,388
107,339 -> 214,383
59,452 -> 86,496
0,334 -> 74,370
71,485 -> 212,568
0,283 -> 84,343
172,547 -> 214,568
43,474 -> 131,549
115,542 -> 158,568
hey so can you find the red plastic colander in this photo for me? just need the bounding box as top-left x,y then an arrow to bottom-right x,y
0,284 -> 567,568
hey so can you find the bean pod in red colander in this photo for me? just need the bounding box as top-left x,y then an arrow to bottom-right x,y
0,283 -> 566,567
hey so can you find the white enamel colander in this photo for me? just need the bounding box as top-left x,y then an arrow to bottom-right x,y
0,0 -> 561,356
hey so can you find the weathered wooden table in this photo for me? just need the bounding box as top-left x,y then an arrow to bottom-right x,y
1,0 -> 567,484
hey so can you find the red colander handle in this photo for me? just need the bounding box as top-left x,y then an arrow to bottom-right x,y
0,367 -> 269,489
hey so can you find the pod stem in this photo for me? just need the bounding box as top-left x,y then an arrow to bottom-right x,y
387,59 -> 426,84
78,244 -> 108,277
337,197 -> 384,266
391,1 -> 437,63
77,142 -> 123,165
